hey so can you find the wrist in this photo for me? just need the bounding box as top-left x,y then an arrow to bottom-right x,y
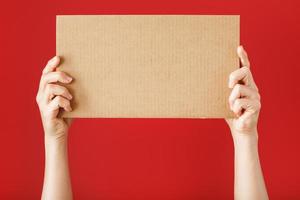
42,118 -> 69,141
45,134 -> 68,148
232,130 -> 258,150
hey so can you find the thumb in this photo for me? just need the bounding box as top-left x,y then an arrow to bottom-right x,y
237,46 -> 250,68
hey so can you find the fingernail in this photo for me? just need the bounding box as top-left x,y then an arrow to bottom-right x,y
237,46 -> 243,54
48,56 -> 59,66
68,94 -> 73,99
51,56 -> 58,62
67,76 -> 73,82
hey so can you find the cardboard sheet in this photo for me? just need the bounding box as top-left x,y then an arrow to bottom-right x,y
56,15 -> 239,118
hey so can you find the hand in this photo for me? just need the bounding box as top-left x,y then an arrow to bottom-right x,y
36,56 -> 73,141
226,47 -> 268,200
226,46 -> 261,143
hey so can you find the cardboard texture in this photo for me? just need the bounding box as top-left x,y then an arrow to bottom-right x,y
56,15 -> 239,118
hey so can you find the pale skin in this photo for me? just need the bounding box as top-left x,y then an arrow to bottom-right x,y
36,46 -> 268,200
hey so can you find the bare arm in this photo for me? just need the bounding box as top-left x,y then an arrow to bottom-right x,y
226,46 -> 268,200
36,56 -> 73,200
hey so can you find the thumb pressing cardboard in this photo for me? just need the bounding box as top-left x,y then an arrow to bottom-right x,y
56,15 -> 239,118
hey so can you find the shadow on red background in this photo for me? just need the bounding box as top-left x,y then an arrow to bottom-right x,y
0,0 -> 299,199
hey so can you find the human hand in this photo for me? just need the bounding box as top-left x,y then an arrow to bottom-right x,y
36,56 -> 73,141
226,46 -> 261,143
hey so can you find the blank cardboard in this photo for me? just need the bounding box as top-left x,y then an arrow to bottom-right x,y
56,15 -> 239,118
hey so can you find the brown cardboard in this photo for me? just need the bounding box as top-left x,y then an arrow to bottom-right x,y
56,15 -> 239,118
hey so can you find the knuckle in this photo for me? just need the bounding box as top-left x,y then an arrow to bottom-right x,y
235,98 -> 242,105
56,96 -> 63,102
45,84 -> 54,91
256,100 -> 261,110
56,96 -> 69,105
35,94 -> 41,104
256,92 -> 261,101
40,75 -> 47,85
242,66 -> 249,73
235,84 -> 242,91
229,73 -> 236,81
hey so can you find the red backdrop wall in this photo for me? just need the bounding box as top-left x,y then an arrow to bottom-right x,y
1,0 -> 299,199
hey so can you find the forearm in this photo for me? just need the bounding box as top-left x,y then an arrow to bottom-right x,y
233,131 -> 268,200
41,135 -> 73,200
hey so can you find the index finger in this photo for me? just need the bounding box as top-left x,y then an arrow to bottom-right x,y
229,67 -> 253,88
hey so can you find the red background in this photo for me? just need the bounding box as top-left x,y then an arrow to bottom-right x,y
1,0 -> 300,199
